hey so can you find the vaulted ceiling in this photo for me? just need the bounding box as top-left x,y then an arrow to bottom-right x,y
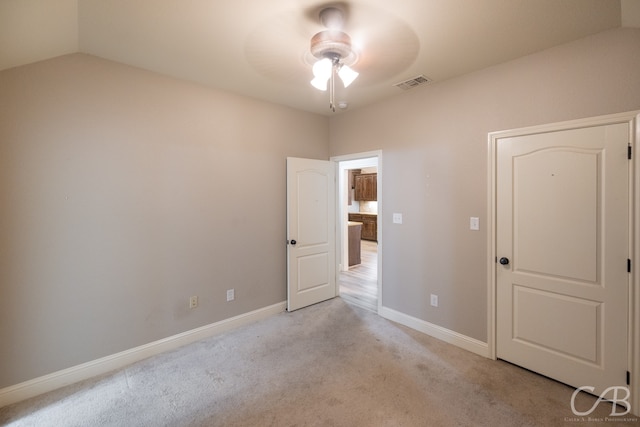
1,0 -> 638,115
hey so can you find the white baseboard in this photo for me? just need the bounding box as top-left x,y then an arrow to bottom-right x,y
379,306 -> 490,358
0,301 -> 286,408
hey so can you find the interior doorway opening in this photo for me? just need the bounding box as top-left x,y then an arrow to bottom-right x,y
334,153 -> 381,312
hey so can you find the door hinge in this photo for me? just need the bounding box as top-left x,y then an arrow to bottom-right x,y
628,259 -> 632,273
628,144 -> 632,160
627,371 -> 631,385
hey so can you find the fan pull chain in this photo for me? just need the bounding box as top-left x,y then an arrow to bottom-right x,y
329,58 -> 338,112
329,68 -> 336,112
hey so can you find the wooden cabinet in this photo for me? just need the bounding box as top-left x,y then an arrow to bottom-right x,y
348,213 -> 377,241
354,173 -> 377,201
361,217 -> 377,241
348,221 -> 362,266
348,169 -> 361,206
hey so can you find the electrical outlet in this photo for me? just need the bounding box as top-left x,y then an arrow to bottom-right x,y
226,289 -> 235,302
189,296 -> 198,309
430,294 -> 438,307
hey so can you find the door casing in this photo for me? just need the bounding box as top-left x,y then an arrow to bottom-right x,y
487,111 -> 640,415
331,150 -> 383,313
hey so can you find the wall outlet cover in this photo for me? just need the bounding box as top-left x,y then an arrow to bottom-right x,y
430,294 -> 438,307
189,296 -> 198,309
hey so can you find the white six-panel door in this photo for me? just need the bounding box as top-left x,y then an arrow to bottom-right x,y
495,122 -> 629,395
287,157 -> 336,311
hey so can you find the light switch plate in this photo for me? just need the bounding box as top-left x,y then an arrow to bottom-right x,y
470,217 -> 480,230
393,213 -> 403,224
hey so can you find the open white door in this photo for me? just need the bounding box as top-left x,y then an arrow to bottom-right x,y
287,157 -> 336,311
496,122 -> 629,395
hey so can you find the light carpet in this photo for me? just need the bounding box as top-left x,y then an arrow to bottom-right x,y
1,298 -> 637,426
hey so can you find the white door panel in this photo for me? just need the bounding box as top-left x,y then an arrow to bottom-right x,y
513,286 -> 600,362
513,148 -> 599,282
496,123 -> 629,394
287,157 -> 336,311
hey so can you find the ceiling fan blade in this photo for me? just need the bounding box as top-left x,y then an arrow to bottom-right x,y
245,2 -> 419,86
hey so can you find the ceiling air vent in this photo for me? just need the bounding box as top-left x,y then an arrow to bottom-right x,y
393,75 -> 432,91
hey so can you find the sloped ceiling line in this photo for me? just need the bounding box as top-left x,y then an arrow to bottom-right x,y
0,0 -> 629,115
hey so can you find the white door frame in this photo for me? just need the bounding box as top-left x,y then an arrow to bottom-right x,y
331,150 -> 383,313
487,111 -> 640,415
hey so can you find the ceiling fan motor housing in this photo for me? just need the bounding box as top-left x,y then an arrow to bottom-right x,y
310,30 -> 358,65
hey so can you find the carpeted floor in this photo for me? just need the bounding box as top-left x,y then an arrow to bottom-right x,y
1,298 -> 637,426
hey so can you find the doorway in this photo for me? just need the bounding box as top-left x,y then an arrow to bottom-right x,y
333,152 -> 381,313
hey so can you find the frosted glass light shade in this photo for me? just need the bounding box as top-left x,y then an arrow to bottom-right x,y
338,65 -> 358,87
313,58 -> 332,78
310,58 -> 358,92
311,76 -> 328,91
310,58 -> 332,91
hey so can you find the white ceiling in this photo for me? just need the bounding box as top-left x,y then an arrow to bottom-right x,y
1,0 -> 638,115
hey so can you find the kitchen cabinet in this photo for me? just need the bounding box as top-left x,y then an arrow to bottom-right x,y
348,169 -> 361,205
348,213 -> 377,241
348,221 -> 362,266
354,173 -> 377,201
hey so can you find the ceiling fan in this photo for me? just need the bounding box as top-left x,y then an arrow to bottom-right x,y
244,2 -> 419,113
308,6 -> 359,112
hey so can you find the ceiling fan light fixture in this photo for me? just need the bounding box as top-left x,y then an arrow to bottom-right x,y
312,57 -> 332,79
308,7 -> 360,112
338,64 -> 358,88
311,76 -> 328,91
310,57 -> 332,90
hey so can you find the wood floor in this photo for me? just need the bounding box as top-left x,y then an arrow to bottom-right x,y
339,240 -> 378,311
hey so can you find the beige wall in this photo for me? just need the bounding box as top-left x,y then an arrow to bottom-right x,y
329,28 -> 640,342
0,54 -> 328,388
2,27 -> 639,391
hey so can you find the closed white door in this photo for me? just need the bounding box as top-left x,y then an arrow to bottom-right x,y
287,157 -> 336,311
496,123 -> 629,394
